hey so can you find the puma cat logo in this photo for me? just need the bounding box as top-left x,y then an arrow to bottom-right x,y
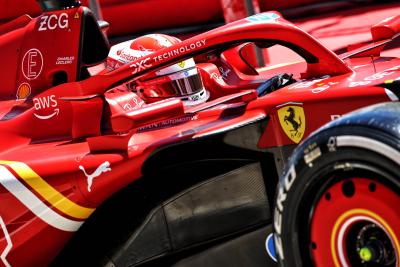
79,161 -> 111,192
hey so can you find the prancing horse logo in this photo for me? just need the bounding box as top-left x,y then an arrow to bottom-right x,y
277,105 -> 306,144
79,161 -> 111,192
284,107 -> 302,135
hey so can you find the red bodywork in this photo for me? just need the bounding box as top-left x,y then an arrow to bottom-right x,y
0,5 -> 399,266
0,0 -> 324,37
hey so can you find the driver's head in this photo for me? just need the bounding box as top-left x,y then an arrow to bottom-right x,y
107,34 -> 209,106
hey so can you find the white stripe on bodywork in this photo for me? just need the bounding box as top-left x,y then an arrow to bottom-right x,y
385,88 -> 399,101
0,216 -> 11,267
0,166 -> 83,232
336,135 -> 400,164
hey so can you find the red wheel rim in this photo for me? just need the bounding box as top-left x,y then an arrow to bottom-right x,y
310,178 -> 400,267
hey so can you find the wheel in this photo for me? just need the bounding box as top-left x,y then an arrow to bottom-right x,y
274,102 -> 400,267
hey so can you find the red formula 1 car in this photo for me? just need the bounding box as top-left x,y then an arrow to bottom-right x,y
0,0 -> 399,266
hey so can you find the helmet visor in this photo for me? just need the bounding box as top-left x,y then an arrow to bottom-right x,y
141,68 -> 204,99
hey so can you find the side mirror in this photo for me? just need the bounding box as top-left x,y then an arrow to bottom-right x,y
371,15 -> 400,42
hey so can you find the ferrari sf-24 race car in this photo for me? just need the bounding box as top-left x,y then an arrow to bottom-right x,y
0,0 -> 399,266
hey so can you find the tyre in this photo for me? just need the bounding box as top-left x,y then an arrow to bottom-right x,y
274,102 -> 400,267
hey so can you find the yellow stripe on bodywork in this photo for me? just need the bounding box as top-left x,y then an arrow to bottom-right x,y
0,160 -> 94,220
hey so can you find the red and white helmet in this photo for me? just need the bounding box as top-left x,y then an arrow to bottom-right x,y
107,34 -> 209,106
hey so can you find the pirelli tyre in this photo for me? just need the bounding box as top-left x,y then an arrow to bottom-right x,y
273,102 -> 400,267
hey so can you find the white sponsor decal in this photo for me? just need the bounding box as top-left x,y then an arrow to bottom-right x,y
349,65 -> 400,87
128,40 -> 206,74
79,161 -> 111,192
108,39 -> 154,66
33,95 -> 59,120
123,97 -> 145,111
349,81 -> 371,87
364,71 -> 395,81
56,56 -> 75,65
130,58 -> 152,74
38,13 -> 68,31
219,67 -> 231,79
0,216 -> 11,267
138,115 -> 197,132
116,48 -> 145,63
153,40 -> 206,62
210,72 -> 224,82
22,48 -> 43,80
33,109 -> 59,120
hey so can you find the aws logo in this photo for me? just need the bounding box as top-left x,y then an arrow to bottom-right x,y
277,105 -> 306,144
33,95 -> 59,120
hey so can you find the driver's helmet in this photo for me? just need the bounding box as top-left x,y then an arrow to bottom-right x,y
107,34 -> 209,106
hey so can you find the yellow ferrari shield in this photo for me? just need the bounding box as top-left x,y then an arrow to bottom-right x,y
178,61 -> 185,68
277,105 -> 306,144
